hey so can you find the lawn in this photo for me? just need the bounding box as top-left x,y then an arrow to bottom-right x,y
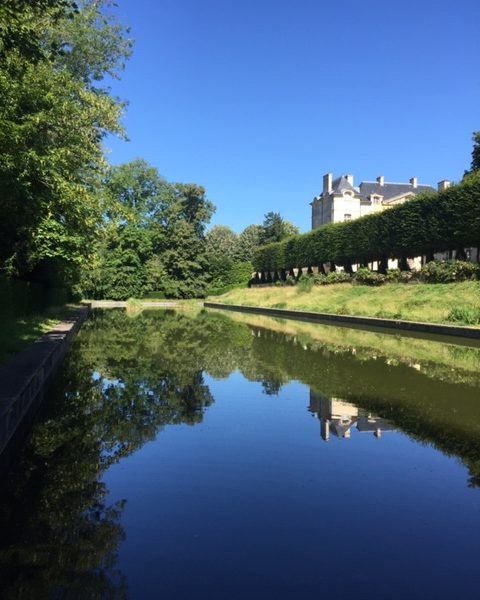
211,281 -> 480,327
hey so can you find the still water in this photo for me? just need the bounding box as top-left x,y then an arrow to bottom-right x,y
1,308 -> 480,599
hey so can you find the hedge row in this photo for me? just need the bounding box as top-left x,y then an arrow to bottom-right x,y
253,173 -> 480,272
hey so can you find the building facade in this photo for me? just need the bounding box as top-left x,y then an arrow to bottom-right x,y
311,173 -> 448,230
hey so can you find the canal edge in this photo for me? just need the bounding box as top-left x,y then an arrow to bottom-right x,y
203,302 -> 480,343
0,304 -> 91,476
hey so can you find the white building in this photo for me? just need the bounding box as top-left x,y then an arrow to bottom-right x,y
311,173 -> 449,229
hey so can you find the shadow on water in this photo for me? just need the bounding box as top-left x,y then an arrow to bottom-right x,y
0,307 -> 479,597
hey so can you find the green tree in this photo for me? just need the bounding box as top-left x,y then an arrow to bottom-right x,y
260,212 -> 299,245
468,131 -> 480,175
236,224 -> 263,262
205,225 -> 239,261
82,161 -> 216,300
0,0 -> 131,287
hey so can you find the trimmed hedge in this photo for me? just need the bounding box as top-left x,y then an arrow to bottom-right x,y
253,173 -> 480,272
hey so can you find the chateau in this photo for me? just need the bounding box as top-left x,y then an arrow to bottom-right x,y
311,173 -> 450,229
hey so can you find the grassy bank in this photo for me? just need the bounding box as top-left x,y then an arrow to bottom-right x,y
210,281 -> 480,327
0,305 -> 78,366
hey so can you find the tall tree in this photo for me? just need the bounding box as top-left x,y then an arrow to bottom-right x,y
205,226 -> 239,261
236,224 -> 263,262
0,0 -> 132,286
260,212 -> 299,245
469,131 -> 480,174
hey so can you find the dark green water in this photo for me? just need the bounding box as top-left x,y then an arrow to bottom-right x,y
1,308 -> 480,599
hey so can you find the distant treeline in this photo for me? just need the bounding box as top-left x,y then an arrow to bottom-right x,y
253,173 -> 480,274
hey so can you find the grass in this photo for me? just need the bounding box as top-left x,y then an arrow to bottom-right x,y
216,310 -> 480,385
0,304 -> 78,366
210,281 -> 480,327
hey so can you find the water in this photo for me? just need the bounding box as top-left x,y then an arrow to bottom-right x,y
1,308 -> 480,599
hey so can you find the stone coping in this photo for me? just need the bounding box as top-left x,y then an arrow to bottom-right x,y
0,305 -> 90,473
204,302 -> 480,344
89,300 -> 177,308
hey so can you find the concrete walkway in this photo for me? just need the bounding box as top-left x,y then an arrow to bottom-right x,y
0,305 -> 90,475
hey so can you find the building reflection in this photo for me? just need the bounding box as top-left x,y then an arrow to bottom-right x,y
309,390 -> 394,441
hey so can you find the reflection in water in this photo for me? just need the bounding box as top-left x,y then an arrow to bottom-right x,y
0,308 -> 479,598
309,391 -> 394,441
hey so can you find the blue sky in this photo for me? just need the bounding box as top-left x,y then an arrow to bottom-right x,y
105,0 -> 480,233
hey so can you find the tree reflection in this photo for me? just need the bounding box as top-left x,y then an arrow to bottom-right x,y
1,307 -> 480,597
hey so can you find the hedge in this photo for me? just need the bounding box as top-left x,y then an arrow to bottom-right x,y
253,173 -> 480,272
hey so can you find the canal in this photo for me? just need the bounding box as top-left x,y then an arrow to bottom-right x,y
1,308 -> 479,599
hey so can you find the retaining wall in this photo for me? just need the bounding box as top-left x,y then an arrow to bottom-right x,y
0,305 -> 90,475
204,302 -> 480,343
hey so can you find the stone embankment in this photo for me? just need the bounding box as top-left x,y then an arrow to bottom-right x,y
89,300 -> 177,308
204,302 -> 480,343
0,305 -> 90,475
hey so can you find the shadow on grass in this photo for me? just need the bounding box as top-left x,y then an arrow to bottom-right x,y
0,306 -> 76,366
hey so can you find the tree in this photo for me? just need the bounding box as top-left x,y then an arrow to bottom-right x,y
82,161 -> 216,299
260,212 -> 299,246
0,0 -> 132,286
205,226 -> 239,261
469,131 -> 480,174
236,224 -> 263,262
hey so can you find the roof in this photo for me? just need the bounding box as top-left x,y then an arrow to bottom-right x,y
359,181 -> 435,201
331,176 -> 357,195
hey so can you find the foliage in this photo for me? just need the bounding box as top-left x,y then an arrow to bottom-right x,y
419,260 -> 480,283
0,0 -> 132,288
206,259 -> 253,295
353,268 -> 386,286
236,224 -> 263,262
259,211 -> 299,245
296,274 -> 314,293
81,162 -> 216,299
314,271 -> 352,285
466,131 -> 480,175
253,175 -> 480,273
205,225 -> 239,261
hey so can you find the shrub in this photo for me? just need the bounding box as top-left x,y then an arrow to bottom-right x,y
297,274 -> 314,293
326,271 -> 351,284
285,275 -> 296,286
353,268 -> 386,286
314,271 -> 351,285
419,260 -> 480,283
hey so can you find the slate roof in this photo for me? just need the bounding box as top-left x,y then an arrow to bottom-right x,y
331,176 -> 357,195
359,181 -> 435,202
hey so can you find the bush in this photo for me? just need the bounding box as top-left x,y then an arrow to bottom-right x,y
296,274 -> 314,293
313,271 -> 351,285
419,260 -> 480,283
354,268 -> 386,286
285,275 -> 296,286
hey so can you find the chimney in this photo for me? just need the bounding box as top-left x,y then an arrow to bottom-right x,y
376,175 -> 384,186
437,180 -> 451,192
345,174 -> 354,186
323,173 -> 333,195
410,177 -> 418,188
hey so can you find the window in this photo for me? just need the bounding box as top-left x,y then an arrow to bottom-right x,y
344,214 -> 352,221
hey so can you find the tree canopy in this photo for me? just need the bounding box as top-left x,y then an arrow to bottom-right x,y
0,0 -> 132,286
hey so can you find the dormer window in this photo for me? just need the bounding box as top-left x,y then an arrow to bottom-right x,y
343,191 -> 354,198
371,195 -> 382,204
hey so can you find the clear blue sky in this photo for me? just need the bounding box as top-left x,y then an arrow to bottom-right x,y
105,0 -> 480,233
